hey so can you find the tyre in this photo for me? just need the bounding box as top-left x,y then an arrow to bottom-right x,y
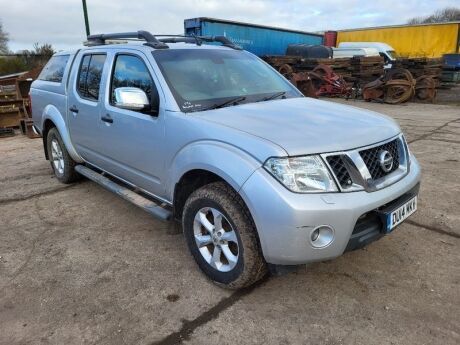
46,127 -> 79,184
182,182 -> 267,289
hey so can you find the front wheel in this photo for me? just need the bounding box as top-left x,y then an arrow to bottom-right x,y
46,127 -> 80,184
182,182 -> 267,289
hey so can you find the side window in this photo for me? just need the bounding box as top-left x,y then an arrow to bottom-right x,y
110,54 -> 159,114
77,54 -> 106,101
38,55 -> 69,83
77,55 -> 91,94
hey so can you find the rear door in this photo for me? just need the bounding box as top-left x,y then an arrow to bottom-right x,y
95,51 -> 167,198
67,50 -> 108,164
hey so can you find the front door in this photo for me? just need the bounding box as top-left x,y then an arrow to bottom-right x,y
95,52 -> 167,198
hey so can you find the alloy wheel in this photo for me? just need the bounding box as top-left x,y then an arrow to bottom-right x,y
50,139 -> 64,175
193,207 -> 239,272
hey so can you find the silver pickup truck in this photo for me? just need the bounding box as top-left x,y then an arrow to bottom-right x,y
30,31 -> 421,289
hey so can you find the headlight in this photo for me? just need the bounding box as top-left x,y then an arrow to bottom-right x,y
264,155 -> 338,193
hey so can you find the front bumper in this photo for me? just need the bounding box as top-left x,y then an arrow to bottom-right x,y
239,154 -> 421,265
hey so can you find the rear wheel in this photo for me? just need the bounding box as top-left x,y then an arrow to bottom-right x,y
182,182 -> 267,289
46,127 -> 79,183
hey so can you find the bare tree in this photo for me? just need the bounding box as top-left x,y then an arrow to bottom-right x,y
0,42 -> 56,75
0,20 -> 9,54
408,7 -> 460,24
20,43 -> 55,69
32,42 -> 55,58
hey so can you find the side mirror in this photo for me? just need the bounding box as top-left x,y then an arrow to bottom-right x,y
114,87 -> 149,111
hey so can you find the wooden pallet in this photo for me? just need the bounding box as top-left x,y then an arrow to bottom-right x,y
0,110 -> 22,128
0,100 -> 28,128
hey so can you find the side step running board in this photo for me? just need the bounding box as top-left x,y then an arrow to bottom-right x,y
75,165 -> 172,221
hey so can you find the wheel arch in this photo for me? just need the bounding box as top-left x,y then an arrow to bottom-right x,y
42,118 -> 56,159
169,141 -> 262,219
41,105 -> 83,163
173,169 -> 228,220
173,169 -> 262,245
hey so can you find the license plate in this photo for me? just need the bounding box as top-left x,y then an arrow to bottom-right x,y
386,196 -> 417,232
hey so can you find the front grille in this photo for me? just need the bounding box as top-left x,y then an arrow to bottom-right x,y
326,155 -> 353,189
359,139 -> 400,180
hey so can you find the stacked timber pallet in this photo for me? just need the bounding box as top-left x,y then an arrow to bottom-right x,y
262,56 -> 351,74
311,58 -> 352,78
0,85 -> 26,129
0,100 -> 27,128
349,56 -> 384,84
0,67 -> 42,135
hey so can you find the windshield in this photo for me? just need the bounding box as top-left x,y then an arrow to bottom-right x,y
152,49 -> 302,112
386,50 -> 398,60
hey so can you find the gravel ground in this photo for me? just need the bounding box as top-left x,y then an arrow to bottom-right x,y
0,100 -> 459,345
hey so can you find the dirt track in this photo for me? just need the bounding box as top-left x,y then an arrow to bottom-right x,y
1,100 -> 459,345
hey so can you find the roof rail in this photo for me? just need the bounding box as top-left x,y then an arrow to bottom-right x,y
85,31 -> 242,50
86,30 -> 169,49
158,35 -> 242,50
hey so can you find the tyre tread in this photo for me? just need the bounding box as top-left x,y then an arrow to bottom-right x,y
183,181 -> 267,289
47,128 -> 80,184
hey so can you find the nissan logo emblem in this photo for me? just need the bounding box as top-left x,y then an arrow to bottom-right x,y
378,150 -> 393,173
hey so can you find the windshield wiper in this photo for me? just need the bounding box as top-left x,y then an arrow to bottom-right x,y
257,91 -> 286,102
200,96 -> 246,111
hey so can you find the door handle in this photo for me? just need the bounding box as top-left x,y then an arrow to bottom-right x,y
69,106 -> 79,113
101,114 -> 113,123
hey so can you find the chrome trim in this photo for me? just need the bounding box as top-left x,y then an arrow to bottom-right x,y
322,134 -> 409,193
309,225 -> 335,249
378,150 -> 393,172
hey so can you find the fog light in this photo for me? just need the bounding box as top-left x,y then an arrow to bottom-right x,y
310,225 -> 334,248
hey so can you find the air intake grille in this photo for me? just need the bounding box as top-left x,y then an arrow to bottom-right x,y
359,139 -> 400,180
326,155 -> 353,189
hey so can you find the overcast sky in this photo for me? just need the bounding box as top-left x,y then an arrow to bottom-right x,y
1,0 -> 458,52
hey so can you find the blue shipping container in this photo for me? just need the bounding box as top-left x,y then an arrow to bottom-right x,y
184,17 -> 323,56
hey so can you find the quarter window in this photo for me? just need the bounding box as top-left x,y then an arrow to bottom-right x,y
38,55 -> 69,83
110,54 -> 159,114
77,54 -> 106,101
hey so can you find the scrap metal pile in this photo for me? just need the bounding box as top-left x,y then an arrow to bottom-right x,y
363,63 -> 439,104
363,69 -> 415,104
275,63 -> 351,98
263,55 -> 385,98
390,57 -> 441,102
263,55 -> 441,104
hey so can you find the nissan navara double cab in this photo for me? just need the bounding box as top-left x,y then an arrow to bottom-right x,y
30,32 -> 421,289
